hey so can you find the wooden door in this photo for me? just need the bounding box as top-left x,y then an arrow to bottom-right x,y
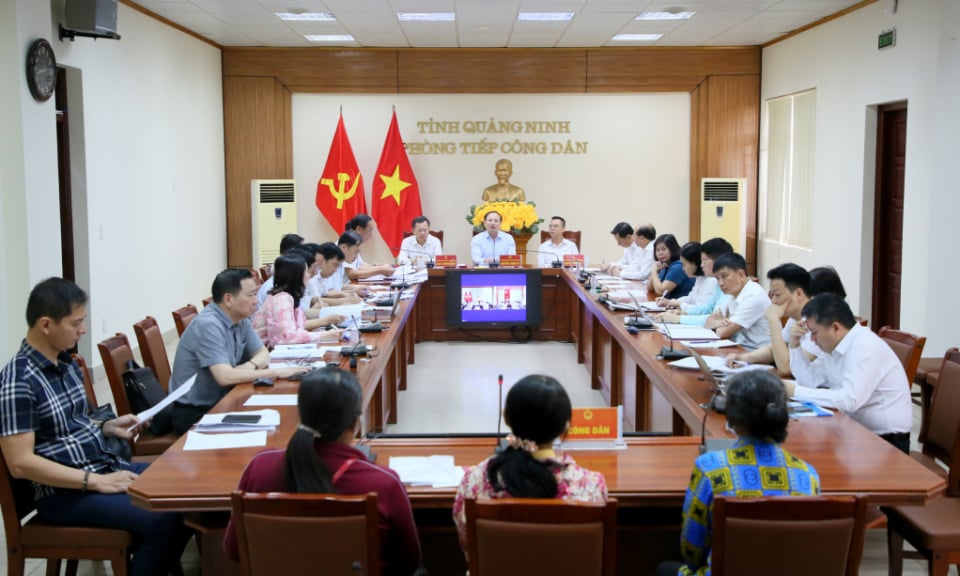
871,103 -> 907,329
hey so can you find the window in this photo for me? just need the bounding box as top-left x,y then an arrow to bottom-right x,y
762,90 -> 815,248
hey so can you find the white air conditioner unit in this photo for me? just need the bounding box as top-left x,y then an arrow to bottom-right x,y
700,178 -> 746,254
251,179 -> 297,269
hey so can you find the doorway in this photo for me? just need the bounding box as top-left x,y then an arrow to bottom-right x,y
56,66 -> 74,283
871,102 -> 907,330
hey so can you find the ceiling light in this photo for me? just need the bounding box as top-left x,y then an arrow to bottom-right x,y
634,11 -> 695,21
398,13 -> 455,22
304,34 -> 355,42
276,12 -> 336,21
518,12 -> 574,21
610,33 -> 663,42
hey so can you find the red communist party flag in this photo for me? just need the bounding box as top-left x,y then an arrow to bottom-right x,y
316,113 -> 366,233
372,110 -> 422,257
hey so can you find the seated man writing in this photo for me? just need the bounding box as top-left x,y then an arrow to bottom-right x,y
704,253 -> 771,350
782,293 -> 912,453
163,269 -> 308,434
727,263 -> 820,376
343,214 -> 396,282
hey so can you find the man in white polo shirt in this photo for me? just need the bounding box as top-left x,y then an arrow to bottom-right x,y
705,252 -> 771,350
783,293 -> 912,453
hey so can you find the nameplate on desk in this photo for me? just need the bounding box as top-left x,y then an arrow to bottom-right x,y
560,406 -> 625,450
498,255 -> 521,268
435,255 -> 458,268
563,254 -> 585,268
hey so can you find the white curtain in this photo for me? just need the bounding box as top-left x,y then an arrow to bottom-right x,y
763,90 -> 815,248
765,97 -> 792,243
788,91 -> 816,248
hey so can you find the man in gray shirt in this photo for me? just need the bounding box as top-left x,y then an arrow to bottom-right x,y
164,269 -> 306,434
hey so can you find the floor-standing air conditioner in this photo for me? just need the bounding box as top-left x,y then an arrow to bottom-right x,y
251,179 -> 297,269
700,178 -> 746,254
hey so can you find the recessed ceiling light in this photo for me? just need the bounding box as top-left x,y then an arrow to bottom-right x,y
398,13 -> 455,22
517,12 -> 574,21
276,12 -> 336,21
610,33 -> 663,42
634,11 -> 695,21
304,34 -> 355,42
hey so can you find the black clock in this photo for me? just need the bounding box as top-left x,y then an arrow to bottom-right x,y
26,38 -> 57,102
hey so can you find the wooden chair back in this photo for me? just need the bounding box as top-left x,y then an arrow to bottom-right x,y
0,442 -> 131,576
97,333 -> 135,416
71,353 -> 99,408
878,326 -> 926,384
202,297 -> 213,307
466,497 -> 617,576
924,348 -> 960,496
402,229 -> 444,245
258,264 -> 273,283
539,229 -> 582,251
711,495 -> 867,576
172,303 -> 198,337
133,316 -> 171,393
249,268 -> 263,286
231,491 -> 380,576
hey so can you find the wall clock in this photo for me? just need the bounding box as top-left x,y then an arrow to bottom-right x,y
26,38 -> 57,102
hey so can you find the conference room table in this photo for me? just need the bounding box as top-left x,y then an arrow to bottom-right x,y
128,267 -> 945,574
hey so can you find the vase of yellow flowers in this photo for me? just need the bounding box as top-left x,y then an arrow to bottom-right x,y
466,201 -> 544,266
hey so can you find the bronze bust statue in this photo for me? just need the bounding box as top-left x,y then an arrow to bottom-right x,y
482,158 -> 526,202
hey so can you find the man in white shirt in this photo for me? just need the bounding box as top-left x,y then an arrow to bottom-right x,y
343,214 -> 395,281
705,252 -> 771,350
470,210 -> 516,265
398,216 -> 442,267
619,222 -> 656,280
727,263 -> 819,375
783,293 -> 912,453
256,233 -> 305,306
536,216 -> 579,267
321,232 -> 364,303
603,222 -> 639,275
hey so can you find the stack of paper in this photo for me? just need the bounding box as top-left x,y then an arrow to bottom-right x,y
184,430 -> 267,451
195,409 -> 280,432
658,325 -> 720,340
388,455 -> 465,488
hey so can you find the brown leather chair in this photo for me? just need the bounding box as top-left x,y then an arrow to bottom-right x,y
230,491 -> 380,576
882,348 -> 960,576
916,356 -> 943,443
539,229 -> 582,251
878,326 -> 926,386
202,297 -> 213,308
71,353 -> 99,408
97,333 -> 177,457
133,316 -> 172,391
258,264 -> 272,283
465,497 -> 617,576
171,303 -> 198,337
711,495 -> 867,576
402,229 -> 444,245
0,446 -> 131,576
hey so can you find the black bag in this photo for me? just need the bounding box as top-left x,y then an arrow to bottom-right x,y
121,359 -> 166,414
88,403 -> 133,461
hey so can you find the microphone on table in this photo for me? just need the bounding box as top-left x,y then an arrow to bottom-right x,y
524,249 -> 563,268
488,235 -> 501,268
626,291 -> 654,329
341,316 -> 370,359
390,245 -> 435,269
495,374 -> 508,453
658,314 -> 691,361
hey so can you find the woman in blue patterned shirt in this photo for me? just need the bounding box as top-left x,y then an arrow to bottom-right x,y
656,370 -> 821,576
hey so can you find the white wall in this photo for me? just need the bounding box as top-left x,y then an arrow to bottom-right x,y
1,1 -> 226,370
760,0 -> 958,355
292,94 -> 691,266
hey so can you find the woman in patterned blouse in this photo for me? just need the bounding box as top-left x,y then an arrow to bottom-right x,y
656,370 -> 821,576
452,375 -> 608,552
253,252 -> 342,348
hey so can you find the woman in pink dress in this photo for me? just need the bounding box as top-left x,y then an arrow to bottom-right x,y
452,375 -> 608,552
253,253 -> 341,348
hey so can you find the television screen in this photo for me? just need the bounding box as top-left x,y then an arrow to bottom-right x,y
446,270 -> 542,328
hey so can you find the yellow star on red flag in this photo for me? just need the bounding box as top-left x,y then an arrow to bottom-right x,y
379,164 -> 411,206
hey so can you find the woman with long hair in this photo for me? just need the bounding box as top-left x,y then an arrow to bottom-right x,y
224,368 -> 421,575
253,252 -> 341,347
658,241 -> 717,309
452,375 -> 608,552
649,233 -> 696,298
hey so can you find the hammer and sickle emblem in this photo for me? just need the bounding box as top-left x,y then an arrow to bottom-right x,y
320,172 -> 361,209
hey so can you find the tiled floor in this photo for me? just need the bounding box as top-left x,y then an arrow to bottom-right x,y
0,341 -> 948,575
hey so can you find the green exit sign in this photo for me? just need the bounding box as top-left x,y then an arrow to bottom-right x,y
878,28 -> 896,50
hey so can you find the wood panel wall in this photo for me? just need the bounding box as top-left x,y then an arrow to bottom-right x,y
223,47 -> 760,268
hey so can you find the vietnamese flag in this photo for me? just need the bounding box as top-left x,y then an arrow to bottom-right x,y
372,110 -> 422,257
316,114 -> 366,233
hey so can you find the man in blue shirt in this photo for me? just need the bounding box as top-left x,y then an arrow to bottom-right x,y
470,210 -> 516,265
0,278 -> 191,575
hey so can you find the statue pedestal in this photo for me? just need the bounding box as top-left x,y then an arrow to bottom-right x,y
510,231 -> 533,267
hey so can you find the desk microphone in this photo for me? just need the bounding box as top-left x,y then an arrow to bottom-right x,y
390,246 -> 434,269
341,316 -> 370,358
659,316 -> 691,360
524,249 -> 563,268
495,374 -> 508,453
626,292 -> 654,329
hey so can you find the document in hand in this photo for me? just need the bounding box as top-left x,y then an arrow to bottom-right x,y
195,409 -> 280,432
